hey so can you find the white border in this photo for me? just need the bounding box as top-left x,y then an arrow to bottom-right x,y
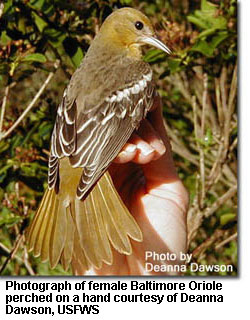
0,1 -> 248,319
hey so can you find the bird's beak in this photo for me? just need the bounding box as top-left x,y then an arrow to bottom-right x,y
139,36 -> 171,54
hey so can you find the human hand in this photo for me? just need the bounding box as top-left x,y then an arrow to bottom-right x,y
94,97 -> 189,275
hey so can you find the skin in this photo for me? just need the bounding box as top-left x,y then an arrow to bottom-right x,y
92,97 -> 189,275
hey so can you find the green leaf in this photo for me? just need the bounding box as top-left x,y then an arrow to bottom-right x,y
187,15 -> 209,30
210,31 -> 229,48
167,58 -> 181,73
11,135 -> 23,156
70,46 -> 84,68
211,16 -> 227,30
63,37 -> 84,68
29,0 -> 54,15
0,140 -> 10,153
31,12 -> 48,32
20,162 -> 48,179
3,0 -> 13,14
44,28 -> 66,48
144,49 -> 166,63
201,0 -> 217,13
36,259 -> 72,275
191,39 -> 214,57
0,164 -> 12,183
0,216 -> 22,227
22,53 -> 47,63
0,31 -> 12,45
220,213 -> 236,226
29,0 -> 46,10
120,0 -> 132,4
191,30 -> 229,57
224,241 -> 237,264
199,28 -> 218,39
188,0 -> 227,31
38,122 -> 53,140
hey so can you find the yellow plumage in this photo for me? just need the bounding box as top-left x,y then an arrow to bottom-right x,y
27,158 -> 142,272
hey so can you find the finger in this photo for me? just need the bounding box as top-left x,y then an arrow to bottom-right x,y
137,119 -> 166,160
114,128 -> 164,164
129,133 -> 156,164
113,143 -> 137,164
142,98 -> 179,184
147,96 -> 169,145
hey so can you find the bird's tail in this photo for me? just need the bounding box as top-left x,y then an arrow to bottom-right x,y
26,171 -> 142,273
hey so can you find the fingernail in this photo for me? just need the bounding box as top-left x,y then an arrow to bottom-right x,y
154,138 -> 166,155
118,151 -> 127,158
159,141 -> 166,155
126,144 -> 137,153
138,144 -> 154,156
159,139 -> 165,146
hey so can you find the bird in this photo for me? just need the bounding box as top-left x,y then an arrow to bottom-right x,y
27,7 -> 171,275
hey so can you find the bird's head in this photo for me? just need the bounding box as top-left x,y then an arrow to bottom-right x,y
97,7 -> 171,58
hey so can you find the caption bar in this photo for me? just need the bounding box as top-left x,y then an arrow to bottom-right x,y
5,280 -> 223,315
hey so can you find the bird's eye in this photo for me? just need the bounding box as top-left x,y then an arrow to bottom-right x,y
135,21 -> 144,30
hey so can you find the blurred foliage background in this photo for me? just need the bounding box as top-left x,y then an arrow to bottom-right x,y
0,0 -> 237,276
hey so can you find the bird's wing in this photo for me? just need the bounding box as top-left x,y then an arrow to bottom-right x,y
48,63 -> 156,199
48,92 -> 77,192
